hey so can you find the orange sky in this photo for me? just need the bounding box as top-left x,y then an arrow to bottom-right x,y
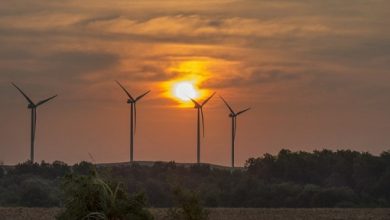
0,0 -> 390,165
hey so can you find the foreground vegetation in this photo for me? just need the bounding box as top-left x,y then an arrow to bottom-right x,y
0,149 -> 390,208
1,208 -> 390,220
57,171 -> 154,220
56,170 -> 207,219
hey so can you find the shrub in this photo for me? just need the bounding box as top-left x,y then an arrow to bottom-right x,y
165,187 -> 209,220
20,177 -> 59,207
57,171 -> 153,220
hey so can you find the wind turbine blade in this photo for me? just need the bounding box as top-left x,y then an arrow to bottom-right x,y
202,92 -> 216,106
88,152 -> 96,164
219,96 -> 235,114
201,108 -> 205,137
11,83 -> 35,105
115,80 -> 134,101
135,90 -> 151,101
190,98 -> 200,107
237,108 -> 251,116
36,95 -> 57,106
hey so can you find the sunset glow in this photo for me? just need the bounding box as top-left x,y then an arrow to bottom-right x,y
173,81 -> 199,101
161,59 -> 213,107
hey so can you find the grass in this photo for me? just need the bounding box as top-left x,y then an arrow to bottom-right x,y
1,208 -> 390,220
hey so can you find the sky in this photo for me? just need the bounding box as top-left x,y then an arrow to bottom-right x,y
0,0 -> 390,166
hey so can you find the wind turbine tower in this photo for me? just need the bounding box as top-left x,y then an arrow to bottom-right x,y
220,96 -> 250,168
116,81 -> 150,163
190,92 -> 216,164
12,83 -> 57,163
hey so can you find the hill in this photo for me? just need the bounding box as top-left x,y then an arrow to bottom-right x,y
95,161 -> 243,171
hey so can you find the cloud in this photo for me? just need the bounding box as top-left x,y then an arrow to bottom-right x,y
204,67 -> 303,89
0,50 -> 119,85
82,15 -> 332,41
46,51 -> 119,75
1,0 -> 389,97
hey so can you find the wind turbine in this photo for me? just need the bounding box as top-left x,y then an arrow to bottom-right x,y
116,81 -> 150,163
12,83 -> 57,163
220,96 -> 250,168
189,92 -> 216,164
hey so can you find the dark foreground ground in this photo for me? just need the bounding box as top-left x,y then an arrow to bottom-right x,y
0,208 -> 389,220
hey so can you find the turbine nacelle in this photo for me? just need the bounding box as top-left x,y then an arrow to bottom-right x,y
190,92 -> 216,109
28,104 -> 35,109
220,95 -> 250,118
116,80 -> 150,104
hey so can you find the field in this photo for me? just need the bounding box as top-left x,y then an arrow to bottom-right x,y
0,208 -> 389,220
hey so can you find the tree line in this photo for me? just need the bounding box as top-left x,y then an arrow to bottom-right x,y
0,149 -> 389,208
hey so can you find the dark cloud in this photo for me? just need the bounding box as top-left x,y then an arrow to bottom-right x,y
306,37 -> 390,66
76,15 -> 121,26
0,46 -> 33,60
0,50 -> 119,86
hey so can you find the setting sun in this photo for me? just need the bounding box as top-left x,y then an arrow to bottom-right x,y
173,81 -> 199,101
161,59 -> 214,106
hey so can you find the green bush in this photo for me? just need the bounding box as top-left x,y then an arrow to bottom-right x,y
57,171 -> 153,220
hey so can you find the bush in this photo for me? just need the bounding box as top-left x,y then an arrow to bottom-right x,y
57,171 -> 153,220
20,177 -> 59,207
165,187 -> 209,220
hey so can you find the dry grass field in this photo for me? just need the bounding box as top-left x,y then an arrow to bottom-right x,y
0,208 -> 389,220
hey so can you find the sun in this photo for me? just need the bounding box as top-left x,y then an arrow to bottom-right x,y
161,59 -> 214,107
173,81 -> 199,101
